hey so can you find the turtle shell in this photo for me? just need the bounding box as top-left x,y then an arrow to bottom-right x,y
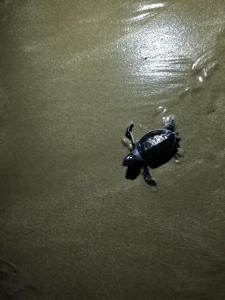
136,129 -> 177,169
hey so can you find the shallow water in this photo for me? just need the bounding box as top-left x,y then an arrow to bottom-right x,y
0,1 -> 225,299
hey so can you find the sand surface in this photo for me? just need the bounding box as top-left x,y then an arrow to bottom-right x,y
0,0 -> 225,299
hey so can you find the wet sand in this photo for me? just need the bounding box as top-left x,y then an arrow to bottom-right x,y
0,0 -> 225,299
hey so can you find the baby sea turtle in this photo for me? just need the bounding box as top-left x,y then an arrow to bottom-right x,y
122,115 -> 182,186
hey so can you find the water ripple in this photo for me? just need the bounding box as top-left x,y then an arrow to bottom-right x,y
127,1 -> 169,23
192,49 -> 218,83
137,3 -> 168,12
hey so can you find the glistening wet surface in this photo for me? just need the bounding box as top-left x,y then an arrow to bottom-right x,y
0,0 -> 225,299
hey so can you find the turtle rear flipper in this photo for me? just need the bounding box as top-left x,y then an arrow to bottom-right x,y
164,115 -> 176,132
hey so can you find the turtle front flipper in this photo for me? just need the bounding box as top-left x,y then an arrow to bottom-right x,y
125,122 -> 135,149
121,122 -> 136,150
143,165 -> 157,187
121,137 -> 133,151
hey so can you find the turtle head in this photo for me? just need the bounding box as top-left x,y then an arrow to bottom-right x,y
122,151 -> 143,180
164,115 -> 176,132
